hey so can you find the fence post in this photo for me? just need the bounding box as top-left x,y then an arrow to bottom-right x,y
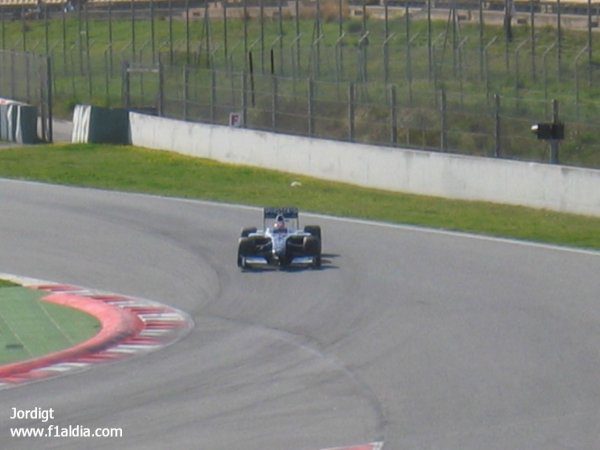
158,62 -> 164,117
295,0 -> 300,74
105,50 -> 110,105
185,0 -> 190,64
46,56 -> 53,143
428,0 -> 433,81
589,0 -> 594,86
348,82 -> 355,142
557,0 -> 562,82
494,94 -> 501,158
122,61 -> 130,109
479,0 -> 484,81
168,0 -> 174,64
440,88 -> 447,151
241,71 -> 247,128
211,68 -> 216,123
308,78 -> 314,137
26,54 -> 31,104
130,0 -> 136,59
389,84 -> 397,145
1,9 -> 4,50
550,99 -> 560,164
530,0 -> 536,81
183,64 -> 189,120
271,75 -> 278,131
10,51 -> 16,99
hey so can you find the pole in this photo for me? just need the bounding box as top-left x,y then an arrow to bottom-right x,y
243,0 -> 248,66
557,0 -> 562,81
46,56 -> 53,142
241,71 -> 247,128
588,0 -> 593,86
150,0 -> 155,64
1,8 -> 4,50
494,94 -> 501,157
389,84 -> 397,145
271,75 -> 278,131
62,6 -> 67,73
348,82 -> 354,142
158,63 -> 164,116
440,88 -> 447,151
278,0 -> 283,74
130,0 -> 136,59
169,0 -> 173,64
295,0 -> 300,73
185,0 -> 190,64
339,0 -> 343,37
550,99 -> 560,164
529,0 -> 536,81
109,1 -> 114,75
85,3 -> 92,97
248,51 -> 255,107
183,65 -> 189,120
223,0 -> 228,62
308,78 -> 314,137
260,0 -> 265,73
211,68 -> 216,123
44,2 -> 49,58
479,0 -> 484,81
429,0 -> 433,81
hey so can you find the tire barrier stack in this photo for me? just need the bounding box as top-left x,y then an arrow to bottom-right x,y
0,98 -> 38,145
71,105 -> 130,144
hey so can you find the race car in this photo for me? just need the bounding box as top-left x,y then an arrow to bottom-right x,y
237,207 -> 322,269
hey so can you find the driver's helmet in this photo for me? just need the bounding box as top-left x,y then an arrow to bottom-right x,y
273,215 -> 286,231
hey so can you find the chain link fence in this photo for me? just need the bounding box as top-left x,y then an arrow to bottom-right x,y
1,1 -> 599,166
123,64 -> 597,168
0,49 -> 53,142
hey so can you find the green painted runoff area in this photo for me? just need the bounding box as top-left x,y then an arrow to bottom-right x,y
0,281 -> 100,365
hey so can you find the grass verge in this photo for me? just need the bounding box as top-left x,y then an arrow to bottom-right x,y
0,143 -> 598,250
0,283 -> 101,365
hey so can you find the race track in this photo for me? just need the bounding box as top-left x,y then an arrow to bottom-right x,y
1,179 -> 599,450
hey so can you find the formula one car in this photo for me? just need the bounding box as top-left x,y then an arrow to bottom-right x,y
237,207 -> 322,269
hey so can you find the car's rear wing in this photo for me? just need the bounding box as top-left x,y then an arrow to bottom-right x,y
263,207 -> 299,220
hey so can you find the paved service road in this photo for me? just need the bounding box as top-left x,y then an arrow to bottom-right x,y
0,179 -> 599,450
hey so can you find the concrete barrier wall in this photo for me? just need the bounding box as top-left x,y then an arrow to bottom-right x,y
129,112 -> 600,217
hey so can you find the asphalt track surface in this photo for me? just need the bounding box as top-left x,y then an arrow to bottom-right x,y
0,179 -> 599,450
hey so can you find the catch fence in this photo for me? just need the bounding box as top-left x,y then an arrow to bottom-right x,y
0,49 -> 52,142
1,0 -> 599,166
